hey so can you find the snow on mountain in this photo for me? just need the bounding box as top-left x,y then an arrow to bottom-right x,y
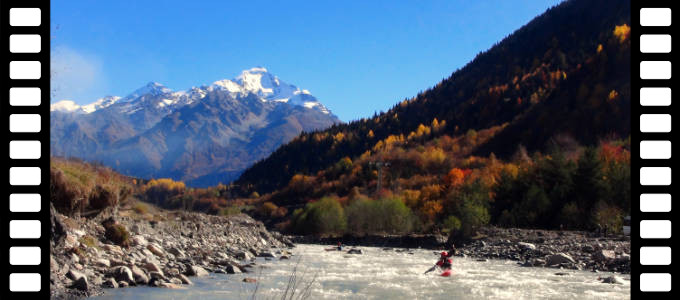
50,100 -> 84,113
51,67 -> 333,115
120,82 -> 173,102
80,96 -> 122,113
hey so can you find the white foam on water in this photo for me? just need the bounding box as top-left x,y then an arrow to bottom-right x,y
93,244 -> 630,299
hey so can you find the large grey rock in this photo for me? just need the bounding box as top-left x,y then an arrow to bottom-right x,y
518,242 -> 537,251
66,270 -> 86,281
147,244 -> 166,257
96,258 -> 111,268
178,274 -> 193,285
347,249 -> 363,254
186,265 -> 209,277
71,277 -> 89,291
143,262 -> 163,275
130,265 -> 149,285
110,266 -> 134,283
600,275 -> 625,284
103,278 -> 118,288
168,247 -> 186,259
150,271 -> 167,281
131,235 -> 148,247
546,253 -> 575,266
594,250 -> 616,262
235,251 -> 252,261
257,251 -> 275,258
226,265 -> 242,274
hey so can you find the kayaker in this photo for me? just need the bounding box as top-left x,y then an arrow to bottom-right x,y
436,251 -> 453,270
424,251 -> 453,275
337,242 -> 343,251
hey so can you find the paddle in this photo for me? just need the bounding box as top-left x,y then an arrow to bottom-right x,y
424,265 -> 438,274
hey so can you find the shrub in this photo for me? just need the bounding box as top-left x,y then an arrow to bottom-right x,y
104,224 -> 130,247
143,178 -> 186,205
258,202 -> 279,218
79,235 -> 99,249
50,169 -> 88,215
220,205 -> 243,217
592,201 -> 623,234
89,185 -> 118,210
442,216 -> 462,234
291,197 -> 346,235
345,197 -> 414,235
133,202 -> 150,214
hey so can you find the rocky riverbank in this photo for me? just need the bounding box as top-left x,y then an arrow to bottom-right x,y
50,203 -> 293,299
292,226 -> 630,275
455,227 -> 630,274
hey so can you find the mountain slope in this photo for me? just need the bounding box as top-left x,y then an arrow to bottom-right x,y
236,0 -> 630,194
51,68 -> 340,186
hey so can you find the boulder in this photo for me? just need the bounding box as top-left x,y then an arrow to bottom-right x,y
178,274 -> 193,285
168,247 -> 186,259
616,253 -> 631,262
130,265 -> 149,285
226,265 -> 242,274
110,266 -> 134,283
66,270 -> 86,281
235,251 -> 253,261
103,278 -> 118,288
71,277 -> 89,291
64,234 -> 80,249
518,242 -> 537,251
109,258 -> 127,267
169,278 -> 183,285
118,281 -> 129,288
131,236 -> 148,247
243,278 -> 257,283
347,249 -> 363,254
102,244 -> 124,256
546,253 -> 575,266
186,265 -> 209,277
258,251 -> 275,258
143,262 -> 163,275
599,275 -> 625,284
149,271 -> 167,281
594,250 -> 616,262
96,258 -> 111,268
147,244 -> 166,257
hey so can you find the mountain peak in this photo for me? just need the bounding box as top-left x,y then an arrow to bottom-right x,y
121,81 -> 173,102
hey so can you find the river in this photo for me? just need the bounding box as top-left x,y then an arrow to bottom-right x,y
92,244 -> 630,299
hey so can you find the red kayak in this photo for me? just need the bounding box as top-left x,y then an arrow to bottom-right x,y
440,270 -> 452,277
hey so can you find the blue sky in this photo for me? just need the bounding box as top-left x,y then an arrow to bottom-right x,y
51,0 -> 562,122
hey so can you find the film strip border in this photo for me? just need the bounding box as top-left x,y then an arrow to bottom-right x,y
2,0 -> 51,297
632,2 -> 675,298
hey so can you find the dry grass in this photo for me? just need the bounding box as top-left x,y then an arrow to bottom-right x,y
248,257 -> 317,300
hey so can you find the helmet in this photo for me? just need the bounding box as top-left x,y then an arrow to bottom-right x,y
440,251 -> 448,257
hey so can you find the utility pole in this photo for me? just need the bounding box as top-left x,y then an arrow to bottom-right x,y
369,161 -> 390,194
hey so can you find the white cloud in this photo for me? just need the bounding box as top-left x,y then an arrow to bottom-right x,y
50,46 -> 107,103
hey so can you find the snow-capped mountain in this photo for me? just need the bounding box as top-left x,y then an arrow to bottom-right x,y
50,67 -> 340,186
51,67 -> 331,115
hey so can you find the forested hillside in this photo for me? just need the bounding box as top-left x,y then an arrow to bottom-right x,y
236,0 -> 630,194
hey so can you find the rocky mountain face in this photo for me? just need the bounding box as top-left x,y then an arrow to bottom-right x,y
51,67 -> 340,186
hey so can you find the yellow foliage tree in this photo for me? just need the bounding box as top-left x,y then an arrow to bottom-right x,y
613,24 -> 630,43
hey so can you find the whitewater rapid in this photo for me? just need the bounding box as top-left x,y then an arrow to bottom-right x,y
92,244 -> 630,299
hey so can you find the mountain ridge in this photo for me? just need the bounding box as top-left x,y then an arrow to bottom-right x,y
236,0 -> 631,194
50,67 -> 340,187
